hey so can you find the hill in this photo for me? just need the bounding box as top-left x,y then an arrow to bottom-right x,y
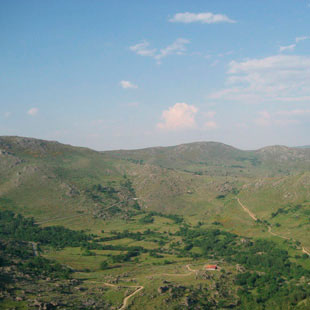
1,136 -> 310,225
1,136 -> 310,309
296,145 -> 310,149
106,141 -> 310,177
0,136 -> 141,223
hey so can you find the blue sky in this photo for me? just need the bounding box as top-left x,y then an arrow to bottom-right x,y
1,0 -> 310,150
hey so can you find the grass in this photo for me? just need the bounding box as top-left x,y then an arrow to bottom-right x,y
38,209 -> 310,309
2,137 -> 310,308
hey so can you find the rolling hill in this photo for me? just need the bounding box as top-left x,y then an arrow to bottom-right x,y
1,136 -> 310,309
1,136 -> 310,225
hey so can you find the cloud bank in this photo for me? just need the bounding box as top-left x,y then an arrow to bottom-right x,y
209,55 -> 310,104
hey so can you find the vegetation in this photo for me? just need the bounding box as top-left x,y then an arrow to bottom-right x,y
0,210 -> 91,248
1,136 -> 310,309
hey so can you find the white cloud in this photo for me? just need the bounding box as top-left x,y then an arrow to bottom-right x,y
155,38 -> 190,62
279,44 -> 296,52
218,50 -> 234,57
203,111 -> 218,129
130,38 -> 190,63
157,103 -> 198,130
274,119 -> 300,126
255,110 -> 302,127
4,112 -> 11,118
209,55 -> 310,104
169,12 -> 236,24
255,111 -> 271,126
277,109 -> 310,116
120,80 -> 138,89
27,108 -> 38,116
296,36 -> 310,43
129,41 -> 156,57
279,36 -> 309,53
204,121 -> 218,129
205,111 -> 216,118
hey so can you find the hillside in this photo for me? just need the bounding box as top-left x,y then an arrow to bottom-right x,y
1,136 -> 310,309
1,136 -> 310,226
297,145 -> 310,149
0,136 -> 140,223
106,141 -> 310,177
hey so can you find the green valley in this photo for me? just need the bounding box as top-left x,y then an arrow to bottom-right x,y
1,136 -> 310,309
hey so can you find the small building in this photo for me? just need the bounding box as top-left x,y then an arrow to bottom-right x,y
205,264 -> 218,270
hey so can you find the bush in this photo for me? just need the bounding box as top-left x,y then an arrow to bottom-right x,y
100,261 -> 109,270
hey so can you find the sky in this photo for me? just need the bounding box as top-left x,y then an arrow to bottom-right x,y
1,0 -> 310,150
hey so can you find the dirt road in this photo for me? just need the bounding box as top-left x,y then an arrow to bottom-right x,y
302,247 -> 310,255
237,198 -> 257,221
160,264 -> 198,277
267,226 -> 290,240
119,286 -> 144,310
237,197 -> 310,256
88,282 -> 144,309
88,264 -> 212,308
186,264 -> 198,273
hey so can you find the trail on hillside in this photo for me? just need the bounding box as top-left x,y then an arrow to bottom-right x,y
267,226 -> 290,240
88,281 -> 144,309
302,247 -> 310,255
119,285 -> 144,310
237,198 -> 310,256
87,263 -> 218,308
186,264 -> 198,273
88,264 -> 199,308
159,264 -> 198,277
237,198 -> 257,221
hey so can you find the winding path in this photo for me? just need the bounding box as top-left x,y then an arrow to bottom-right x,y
88,263 -> 214,308
159,264 -> 198,277
119,285 -> 144,310
89,264 -> 198,308
185,264 -> 198,273
116,264 -> 201,307
88,282 -> 144,309
267,226 -> 289,240
237,197 -> 310,256
237,198 -> 257,221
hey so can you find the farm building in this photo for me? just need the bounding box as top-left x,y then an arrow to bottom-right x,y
205,264 -> 218,270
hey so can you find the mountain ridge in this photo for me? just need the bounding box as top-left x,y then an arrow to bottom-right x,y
2,135 -> 309,153
1,135 -> 310,227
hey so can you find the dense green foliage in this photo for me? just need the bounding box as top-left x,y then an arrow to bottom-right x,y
0,239 -> 72,281
20,256 -> 72,279
0,210 -> 91,248
175,226 -> 310,309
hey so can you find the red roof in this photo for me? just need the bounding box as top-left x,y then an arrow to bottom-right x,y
205,265 -> 217,269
